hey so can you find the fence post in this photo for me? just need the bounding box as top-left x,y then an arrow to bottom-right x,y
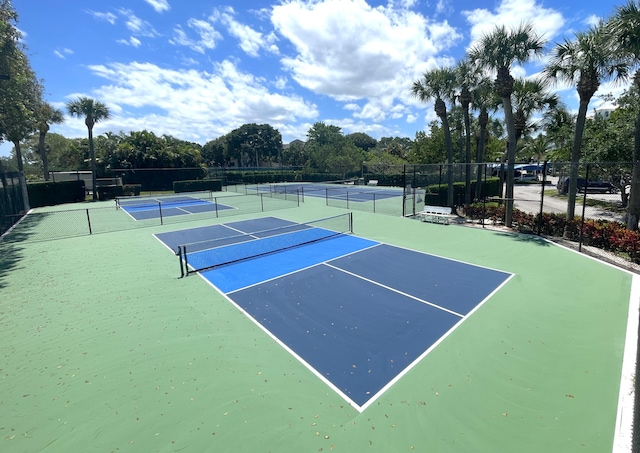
578,164 -> 590,252
537,160 -> 548,236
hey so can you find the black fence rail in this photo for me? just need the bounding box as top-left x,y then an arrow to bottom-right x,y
0,192 -> 299,243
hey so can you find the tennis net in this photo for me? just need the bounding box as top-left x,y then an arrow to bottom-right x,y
115,191 -> 214,210
177,212 -> 353,277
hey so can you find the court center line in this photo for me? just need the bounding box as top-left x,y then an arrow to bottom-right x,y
225,240 -> 383,295
323,262 -> 464,318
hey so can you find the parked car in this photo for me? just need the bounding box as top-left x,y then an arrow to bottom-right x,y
557,177 -> 617,194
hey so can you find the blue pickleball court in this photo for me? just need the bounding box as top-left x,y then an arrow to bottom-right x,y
155,216 -> 512,411
118,194 -> 234,221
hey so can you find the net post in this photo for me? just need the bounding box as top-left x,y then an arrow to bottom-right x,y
158,202 -> 163,225
86,209 -> 92,235
214,197 -> 219,217
177,246 -> 185,278
346,191 -> 349,209
297,189 -> 300,207
349,212 -> 353,233
373,193 -> 376,213
325,189 -> 328,206
115,198 -> 120,210
260,193 -> 264,211
183,245 -> 191,276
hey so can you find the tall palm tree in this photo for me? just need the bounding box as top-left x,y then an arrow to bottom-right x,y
455,60 -> 481,204
36,102 -> 64,181
471,77 -> 499,200
411,67 -> 457,207
468,24 -> 545,227
66,97 -> 110,200
608,1 -> 640,230
544,22 -> 627,222
512,78 -> 559,144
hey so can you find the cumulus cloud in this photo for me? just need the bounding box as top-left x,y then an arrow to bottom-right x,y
82,61 -> 318,143
271,0 -> 461,114
462,0 -> 565,46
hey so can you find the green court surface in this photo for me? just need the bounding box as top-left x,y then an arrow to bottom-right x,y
0,195 -> 636,452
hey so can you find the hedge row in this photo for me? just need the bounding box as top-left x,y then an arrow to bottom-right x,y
174,179 -> 222,193
464,204 -> 640,264
104,168 -> 208,191
27,180 -> 85,207
422,178 -> 501,206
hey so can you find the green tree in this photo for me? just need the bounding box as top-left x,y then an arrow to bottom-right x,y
608,0 -> 640,229
35,102 -> 64,180
0,1 -> 42,173
202,136 -> 228,167
346,132 -> 377,152
227,123 -> 282,168
544,21 -> 627,222
468,23 -> 545,227
411,67 -> 457,207
66,97 -> 111,200
306,122 -> 364,177
407,123 -> 447,164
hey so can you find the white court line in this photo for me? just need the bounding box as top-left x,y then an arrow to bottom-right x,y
612,273 -> 640,453
324,262 -> 464,318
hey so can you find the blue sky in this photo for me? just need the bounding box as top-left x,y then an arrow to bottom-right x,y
1,0 -> 623,157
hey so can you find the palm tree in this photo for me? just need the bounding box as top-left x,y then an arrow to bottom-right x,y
544,21 -> 627,222
468,24 -> 545,227
471,77 -> 499,199
411,67 -> 457,207
36,102 -> 64,181
66,97 -> 110,200
455,60 -> 482,204
608,1 -> 640,230
512,78 -> 559,144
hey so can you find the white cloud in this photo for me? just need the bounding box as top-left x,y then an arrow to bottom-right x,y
118,9 -> 158,37
53,48 -> 73,59
271,0 -> 461,117
463,0 -> 565,46
170,19 -> 222,54
82,61 -> 318,143
89,11 -> 117,25
117,37 -> 142,47
144,0 -> 170,13
212,7 -> 279,57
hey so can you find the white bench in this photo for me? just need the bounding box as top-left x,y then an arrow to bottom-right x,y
367,179 -> 378,186
418,205 -> 452,225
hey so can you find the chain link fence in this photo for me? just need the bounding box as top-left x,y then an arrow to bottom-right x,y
0,192 -> 299,243
0,170 -> 28,235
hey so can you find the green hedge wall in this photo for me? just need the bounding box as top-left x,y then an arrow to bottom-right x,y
174,179 -> 222,193
27,180 -> 85,207
105,168 -> 208,191
422,177 -> 501,206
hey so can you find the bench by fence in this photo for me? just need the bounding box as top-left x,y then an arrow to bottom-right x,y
417,205 -> 452,225
367,179 -> 378,186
